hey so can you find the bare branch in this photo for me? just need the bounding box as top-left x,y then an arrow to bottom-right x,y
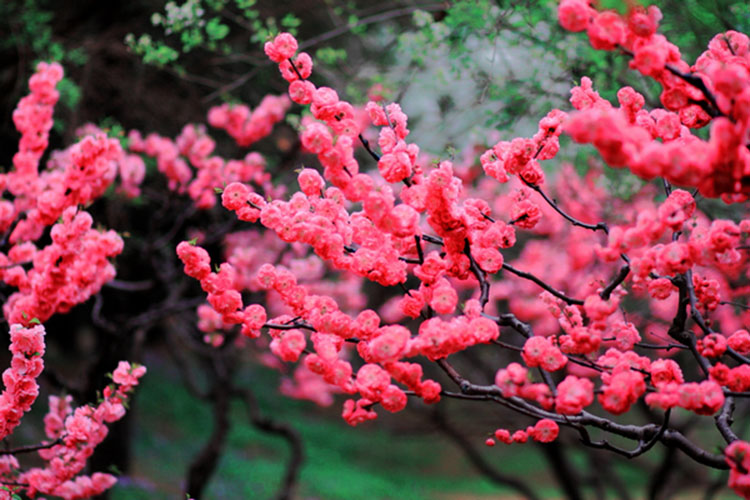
501,262 -> 584,306
0,437 -> 63,455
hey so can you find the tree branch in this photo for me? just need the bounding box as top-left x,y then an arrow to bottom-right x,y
501,262 -> 584,306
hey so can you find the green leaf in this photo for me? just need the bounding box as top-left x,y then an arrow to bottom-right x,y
206,17 -> 230,41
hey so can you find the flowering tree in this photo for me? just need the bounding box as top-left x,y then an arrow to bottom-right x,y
3,0 -> 750,499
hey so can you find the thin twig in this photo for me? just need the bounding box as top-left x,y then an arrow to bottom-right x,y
502,262 -> 584,306
521,178 -> 609,234
0,437 -> 62,455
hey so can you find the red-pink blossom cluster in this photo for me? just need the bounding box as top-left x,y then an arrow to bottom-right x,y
480,109 -> 567,185
486,419 -> 559,446
15,362 -> 146,499
0,324 -> 45,440
0,320 -> 144,499
220,173 -> 411,286
596,348 -> 649,414
493,362 -> 553,409
412,314 -> 499,361
522,335 -> 567,371
1,207 -> 123,326
558,2 -> 750,199
177,240 -> 449,424
367,101 -> 418,184
6,128 -> 122,243
555,375 -> 594,415
9,61 -> 63,208
710,362 -> 750,392
166,28 -> 750,495
207,95 -> 290,147
646,359 -> 724,415
726,440 -> 750,498
128,124 -> 280,209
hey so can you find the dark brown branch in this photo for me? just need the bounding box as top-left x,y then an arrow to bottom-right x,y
521,178 -> 609,234
358,134 -> 381,162
539,441 -> 584,500
421,234 -> 444,246
264,321 -> 316,332
104,279 -> 154,291
715,396 -> 739,444
664,65 -> 721,118
434,359 -> 728,470
236,388 -> 303,500
720,300 -> 750,310
501,262 -> 584,306
125,296 -> 207,330
648,445 -> 678,500
491,339 -> 523,352
415,235 -> 425,264
0,437 -> 62,455
166,328 -> 210,399
399,255 -> 422,264
0,481 -> 28,487
618,45 -> 720,118
726,346 -> 750,365
287,58 -> 304,80
202,67 -> 261,103
634,342 -> 689,351
185,376 -> 232,499
600,263 -> 630,300
464,239 -> 490,310
492,312 -> 533,338
668,274 -> 712,376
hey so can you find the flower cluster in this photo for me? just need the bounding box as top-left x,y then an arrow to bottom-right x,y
485,419 -> 559,446
9,61 -> 63,208
480,109 -> 566,185
169,21 -> 750,497
207,95 -> 290,147
0,324 -> 45,440
0,65 -> 148,499
128,123 -> 281,209
17,362 -> 146,499
2,207 -> 123,326
0,319 -> 144,500
726,440 -> 750,498
559,1 -> 750,199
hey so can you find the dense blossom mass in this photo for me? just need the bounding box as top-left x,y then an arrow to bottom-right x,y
0,62 -> 143,500
184,4 -> 750,496
3,0 -> 750,498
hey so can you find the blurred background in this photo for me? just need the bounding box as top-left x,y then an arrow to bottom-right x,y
2,1 -> 750,499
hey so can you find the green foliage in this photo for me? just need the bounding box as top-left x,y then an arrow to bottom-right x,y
280,13 -> 301,31
127,0 -> 302,69
97,116 -> 129,147
1,0 -> 86,114
124,34 -> 180,67
284,113 -> 302,131
1,0 -> 69,60
0,486 -> 22,500
314,47 -> 347,66
56,77 -> 82,109
206,17 -> 230,41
